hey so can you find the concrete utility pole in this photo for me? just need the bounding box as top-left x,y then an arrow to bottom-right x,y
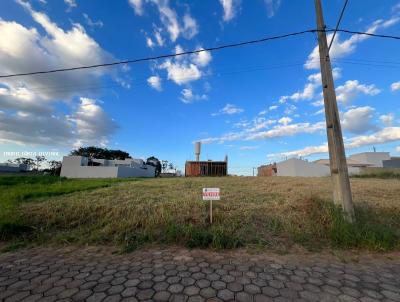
314,0 -> 355,223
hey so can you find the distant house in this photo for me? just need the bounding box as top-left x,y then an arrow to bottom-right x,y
276,158 -> 330,177
262,151 -> 399,178
0,163 -> 29,173
313,158 -> 372,175
60,156 -> 155,178
257,164 -> 277,176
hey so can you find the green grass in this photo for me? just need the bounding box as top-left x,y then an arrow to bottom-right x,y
353,168 -> 400,179
0,175 -> 140,240
1,176 -> 399,252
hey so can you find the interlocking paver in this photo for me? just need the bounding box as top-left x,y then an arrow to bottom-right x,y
0,247 -> 399,302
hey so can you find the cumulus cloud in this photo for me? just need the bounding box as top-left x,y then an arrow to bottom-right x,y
212,104 -> 244,116
380,113 -> 395,126
129,0 -> 144,15
0,1 -> 117,146
64,0 -> 77,10
269,105 -> 278,110
278,117 -> 292,125
278,127 -> 400,157
336,80 -> 380,105
278,68 -> 341,104
220,0 -> 240,22
305,15 -> 400,69
391,81 -> 400,91
147,75 -> 162,91
158,46 -> 211,86
180,88 -> 207,104
83,13 -> 104,29
200,120 -> 325,144
341,106 -> 376,134
264,0 -> 281,18
73,98 -> 117,147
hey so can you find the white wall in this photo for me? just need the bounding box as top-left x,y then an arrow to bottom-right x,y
61,166 -> 119,178
349,152 -> 390,167
60,156 -> 155,178
117,166 -> 155,178
277,158 -> 330,177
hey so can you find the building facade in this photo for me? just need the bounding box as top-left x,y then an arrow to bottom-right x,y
60,156 -> 156,178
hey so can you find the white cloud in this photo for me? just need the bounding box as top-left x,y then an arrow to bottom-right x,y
64,0 -> 77,10
212,104 -> 244,116
201,120 -> 325,144
391,81 -> 400,91
380,113 -> 394,126
264,0 -> 281,18
240,146 -> 259,150
278,117 -> 292,125
147,75 -> 162,91
129,0 -> 144,15
160,60 -> 201,85
146,0 -> 198,42
180,88 -> 207,104
336,80 -> 380,104
73,98 -> 117,147
83,13 -> 103,29
182,14 -> 198,39
220,0 -> 240,22
278,68 -> 341,104
305,15 -> 400,69
279,127 -> 400,157
192,49 -> 212,67
146,36 -> 155,48
158,46 -> 211,86
269,105 -> 278,110
0,1 -> 117,146
341,106 -> 376,134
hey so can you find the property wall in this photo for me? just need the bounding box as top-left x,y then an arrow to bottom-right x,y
0,165 -> 21,172
277,159 -> 330,177
349,152 -> 390,167
117,166 -> 155,178
383,158 -> 400,168
60,166 -> 119,178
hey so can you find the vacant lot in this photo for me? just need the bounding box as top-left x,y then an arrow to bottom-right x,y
1,176 -> 399,252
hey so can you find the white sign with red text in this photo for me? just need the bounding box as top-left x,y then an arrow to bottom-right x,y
202,188 -> 220,200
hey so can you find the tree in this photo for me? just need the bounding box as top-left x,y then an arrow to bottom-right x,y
35,156 -> 46,171
12,157 -> 35,169
47,160 -> 62,176
161,160 -> 169,173
146,156 -> 161,177
168,163 -> 175,172
70,146 -> 131,160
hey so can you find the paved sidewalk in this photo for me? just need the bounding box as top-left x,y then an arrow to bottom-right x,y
0,247 -> 399,302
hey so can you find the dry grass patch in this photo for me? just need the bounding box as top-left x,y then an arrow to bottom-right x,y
3,176 -> 400,252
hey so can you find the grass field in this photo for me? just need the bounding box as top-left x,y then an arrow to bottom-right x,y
1,175 -> 399,252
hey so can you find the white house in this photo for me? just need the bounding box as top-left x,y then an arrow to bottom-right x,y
274,152 -> 396,178
60,156 -> 156,178
348,152 -> 390,168
276,158 -> 330,177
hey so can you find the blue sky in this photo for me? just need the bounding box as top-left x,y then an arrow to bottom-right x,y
0,0 -> 400,175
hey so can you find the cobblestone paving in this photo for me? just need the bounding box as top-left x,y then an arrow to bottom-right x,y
1,247 -> 400,302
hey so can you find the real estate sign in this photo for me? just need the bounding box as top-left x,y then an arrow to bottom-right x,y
202,188 -> 220,200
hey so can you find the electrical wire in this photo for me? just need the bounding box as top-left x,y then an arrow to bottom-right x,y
328,0 -> 349,52
1,28 -> 399,79
0,29 -> 317,79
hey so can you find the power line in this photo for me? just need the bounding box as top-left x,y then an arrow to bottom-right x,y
0,28 -> 399,80
335,29 -> 400,40
328,0 -> 349,52
0,29 -> 317,79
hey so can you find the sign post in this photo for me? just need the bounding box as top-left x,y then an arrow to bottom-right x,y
202,188 -> 220,224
